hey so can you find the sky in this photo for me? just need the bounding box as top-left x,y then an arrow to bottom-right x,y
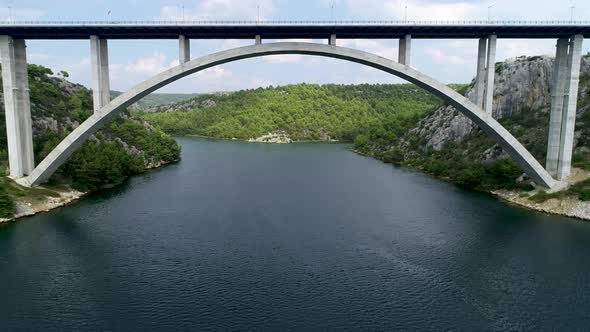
1,0 -> 590,93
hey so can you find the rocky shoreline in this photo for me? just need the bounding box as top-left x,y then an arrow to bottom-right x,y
494,190 -> 590,221
355,147 -> 590,221
0,159 -> 176,224
0,186 -> 86,224
493,167 -> 590,221
248,130 -> 292,143
188,132 -> 340,144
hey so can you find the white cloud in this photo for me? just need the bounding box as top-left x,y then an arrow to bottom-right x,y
159,0 -> 276,21
345,0 -> 481,20
194,66 -> 231,80
344,0 -> 590,21
425,47 -> 467,65
339,39 -> 397,59
28,53 -> 50,61
263,55 -> 305,64
414,40 -> 476,80
108,53 -> 231,91
0,7 -> 45,22
123,53 -> 171,76
496,39 -> 555,61
215,39 -> 253,51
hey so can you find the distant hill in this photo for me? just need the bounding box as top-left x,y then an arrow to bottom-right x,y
111,91 -> 200,110
138,60 -> 590,207
138,83 -> 446,142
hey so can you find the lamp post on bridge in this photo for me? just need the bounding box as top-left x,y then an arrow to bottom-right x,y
404,1 -> 408,23
487,3 -> 495,22
330,1 -> 334,22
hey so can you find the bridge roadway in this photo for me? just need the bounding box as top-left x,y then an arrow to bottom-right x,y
1,21 -> 590,39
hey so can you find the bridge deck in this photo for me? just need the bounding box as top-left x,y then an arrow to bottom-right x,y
1,21 -> 590,39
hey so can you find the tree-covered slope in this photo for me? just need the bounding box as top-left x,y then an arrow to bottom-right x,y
354,55 -> 590,201
111,90 -> 200,110
0,65 -> 181,217
139,84 -> 445,142
139,55 -> 590,204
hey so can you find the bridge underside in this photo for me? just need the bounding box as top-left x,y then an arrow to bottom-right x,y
0,39 -> 565,189
1,23 -> 589,40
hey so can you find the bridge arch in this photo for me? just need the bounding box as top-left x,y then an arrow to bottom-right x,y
18,42 -> 556,188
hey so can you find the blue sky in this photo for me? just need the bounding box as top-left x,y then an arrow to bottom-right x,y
2,0 -> 590,93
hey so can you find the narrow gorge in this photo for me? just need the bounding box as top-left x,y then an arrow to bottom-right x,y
141,54 -> 590,220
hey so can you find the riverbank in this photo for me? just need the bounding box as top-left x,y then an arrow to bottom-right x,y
353,147 -> 590,221
495,190 -> 590,221
493,167 -> 590,221
187,133 -> 341,144
0,159 -> 177,224
0,180 -> 86,223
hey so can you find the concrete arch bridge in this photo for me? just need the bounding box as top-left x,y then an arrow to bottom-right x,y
0,22 -> 587,189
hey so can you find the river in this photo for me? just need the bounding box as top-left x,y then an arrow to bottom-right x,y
1,137 -> 589,330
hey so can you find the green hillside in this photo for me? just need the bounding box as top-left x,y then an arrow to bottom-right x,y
0,65 -> 181,217
139,83 -> 447,141
111,91 -> 200,109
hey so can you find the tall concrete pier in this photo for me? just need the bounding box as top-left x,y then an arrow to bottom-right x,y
0,36 -> 34,177
546,35 -> 584,180
483,35 -> 497,115
398,34 -> 411,65
474,35 -> 496,114
329,34 -> 336,46
90,35 -> 110,112
179,35 -> 190,63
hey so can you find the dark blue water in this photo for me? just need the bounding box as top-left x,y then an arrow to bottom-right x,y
1,137 -> 590,330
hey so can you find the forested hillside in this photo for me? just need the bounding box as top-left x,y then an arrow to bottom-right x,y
354,55 -> 590,202
0,64 -> 180,217
139,84 -> 448,142
139,56 -> 590,207
111,90 -> 199,110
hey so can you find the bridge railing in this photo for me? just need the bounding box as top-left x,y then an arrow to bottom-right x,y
1,20 -> 590,26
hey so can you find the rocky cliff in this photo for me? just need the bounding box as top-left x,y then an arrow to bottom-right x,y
352,54 -> 590,215
415,55 -> 590,151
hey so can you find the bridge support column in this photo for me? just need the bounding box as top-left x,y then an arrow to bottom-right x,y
474,38 -> 487,107
90,35 -> 110,112
546,35 -> 584,180
0,36 -> 35,177
329,34 -> 336,46
473,35 -> 496,113
179,35 -> 190,63
546,38 -> 570,177
398,34 -> 411,65
255,35 -> 262,45
483,35 -> 497,114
